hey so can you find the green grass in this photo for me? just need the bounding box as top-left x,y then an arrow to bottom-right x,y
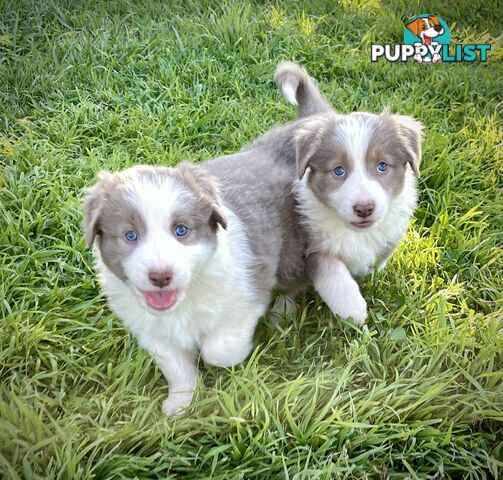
1,0 -> 502,478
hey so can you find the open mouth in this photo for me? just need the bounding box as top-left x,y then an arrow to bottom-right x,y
141,289 -> 179,311
351,220 -> 375,229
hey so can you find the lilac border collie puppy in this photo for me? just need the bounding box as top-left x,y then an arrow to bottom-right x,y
274,62 -> 423,325
83,158 -> 301,415
83,62 -> 422,416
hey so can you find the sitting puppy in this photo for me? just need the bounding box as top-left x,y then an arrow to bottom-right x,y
274,62 -> 423,325
84,150 -> 301,415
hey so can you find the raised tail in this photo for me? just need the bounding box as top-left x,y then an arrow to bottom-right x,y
274,61 -> 331,118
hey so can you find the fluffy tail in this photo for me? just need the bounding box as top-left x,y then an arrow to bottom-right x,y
275,61 -> 331,118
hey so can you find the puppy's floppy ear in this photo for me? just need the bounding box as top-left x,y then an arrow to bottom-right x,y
406,19 -> 422,37
82,171 -> 112,247
429,15 -> 439,25
389,113 -> 423,175
295,114 -> 330,179
177,162 -> 227,231
209,207 -> 227,231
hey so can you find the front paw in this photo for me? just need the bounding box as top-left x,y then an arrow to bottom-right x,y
161,392 -> 193,416
335,292 -> 368,326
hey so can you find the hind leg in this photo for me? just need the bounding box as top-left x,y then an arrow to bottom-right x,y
200,305 -> 264,367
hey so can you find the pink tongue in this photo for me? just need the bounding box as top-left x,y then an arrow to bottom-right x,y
424,35 -> 431,45
142,290 -> 177,310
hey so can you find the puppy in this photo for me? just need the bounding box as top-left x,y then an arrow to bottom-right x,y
83,151 -> 301,415
274,62 -> 423,325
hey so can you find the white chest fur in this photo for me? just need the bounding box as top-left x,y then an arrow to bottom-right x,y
95,210 -> 260,353
295,169 -> 417,277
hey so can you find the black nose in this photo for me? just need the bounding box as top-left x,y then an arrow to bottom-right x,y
353,202 -> 375,219
148,270 -> 172,288
434,25 -> 443,32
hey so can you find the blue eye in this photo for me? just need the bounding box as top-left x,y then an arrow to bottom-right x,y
174,224 -> 188,237
125,230 -> 138,242
334,166 -> 346,177
377,161 -> 388,173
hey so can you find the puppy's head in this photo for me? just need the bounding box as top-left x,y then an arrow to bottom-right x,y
406,16 -> 444,43
296,111 -> 422,230
83,164 -> 227,313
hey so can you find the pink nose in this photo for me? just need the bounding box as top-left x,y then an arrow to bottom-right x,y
148,270 -> 172,288
353,202 -> 375,219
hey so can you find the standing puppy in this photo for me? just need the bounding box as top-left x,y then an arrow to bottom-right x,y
275,62 -> 423,325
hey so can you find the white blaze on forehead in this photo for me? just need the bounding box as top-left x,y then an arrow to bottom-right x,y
334,114 -> 375,172
123,173 -> 194,233
327,114 -> 389,223
119,171 -> 215,294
